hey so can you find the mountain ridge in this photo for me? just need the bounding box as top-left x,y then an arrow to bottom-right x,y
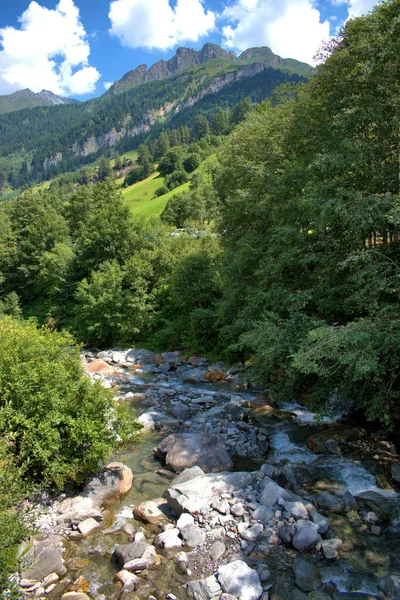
107,43 -> 312,95
0,88 -> 78,114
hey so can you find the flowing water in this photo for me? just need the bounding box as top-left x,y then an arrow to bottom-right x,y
58,368 -> 399,600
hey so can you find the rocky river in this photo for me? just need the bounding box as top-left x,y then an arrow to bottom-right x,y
15,348 -> 400,600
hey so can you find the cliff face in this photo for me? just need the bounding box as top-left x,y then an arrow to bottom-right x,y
108,43 -> 312,96
108,43 -> 235,94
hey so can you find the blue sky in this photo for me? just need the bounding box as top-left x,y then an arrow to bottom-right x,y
0,0 -> 378,100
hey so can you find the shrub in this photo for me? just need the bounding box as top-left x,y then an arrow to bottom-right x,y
0,317 -> 131,489
154,185 -> 169,197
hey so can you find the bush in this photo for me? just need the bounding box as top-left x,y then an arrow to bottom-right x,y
164,170 -> 189,191
154,185 -> 169,197
0,317 -> 131,489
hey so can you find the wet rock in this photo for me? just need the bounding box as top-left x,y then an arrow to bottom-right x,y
293,557 -> 321,592
133,499 -> 169,524
115,569 -> 140,590
21,540 -> 65,582
85,360 -> 117,375
156,433 -> 233,473
84,462 -> 133,506
292,520 -> 321,552
282,464 -> 313,490
166,470 -> 254,515
181,524 -> 206,547
316,493 -> 344,513
170,405 -> 192,421
307,426 -> 367,453
186,575 -> 222,600
204,370 -> 226,382
391,463 -> 400,485
137,410 -> 179,431
218,560 -> 263,600
113,541 -> 157,569
126,348 -> 156,365
77,517 -> 100,537
259,476 -> 291,506
342,491 -> 357,511
181,369 -> 207,384
321,538 -> 342,559
325,439 -> 340,455
378,575 -> 400,600
155,528 -> 182,550
309,510 -> 330,534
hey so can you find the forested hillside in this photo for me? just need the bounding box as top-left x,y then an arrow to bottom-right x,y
1,0 -> 399,427
0,44 -> 308,196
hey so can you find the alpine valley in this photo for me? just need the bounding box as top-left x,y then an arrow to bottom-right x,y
0,43 -> 310,195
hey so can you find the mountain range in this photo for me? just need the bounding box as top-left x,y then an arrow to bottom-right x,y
0,43 -> 311,194
0,89 -> 78,114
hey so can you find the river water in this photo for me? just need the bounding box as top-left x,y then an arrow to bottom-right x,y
59,364 -> 400,600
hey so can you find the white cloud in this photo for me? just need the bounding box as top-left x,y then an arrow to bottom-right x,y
109,0 -> 215,50
221,0 -> 331,65
347,0 -> 376,17
0,0 -> 100,96
104,81 -> 113,90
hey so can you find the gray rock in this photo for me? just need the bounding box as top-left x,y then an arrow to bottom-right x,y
282,501 -> 308,519
177,513 -> 194,529
21,541 -> 65,581
231,502 -> 245,517
77,517 -> 100,536
126,348 -> 156,365
137,410 -> 179,431
279,524 -> 296,547
325,439 -> 340,454
166,470 -> 254,515
181,369 -> 207,384
84,462 -> 133,507
342,491 -> 357,511
156,433 -> 233,473
309,510 -> 330,534
282,464 -> 313,490
170,405 -> 192,421
391,464 -> 400,484
321,538 -> 342,559
238,523 -> 263,542
209,540 -> 226,561
113,541 -> 157,569
133,498 -> 169,524
55,496 -> 102,525
260,464 -> 282,480
155,528 -> 182,550
218,560 -> 263,600
293,557 -> 321,592
292,520 -> 320,552
378,575 -> 400,600
252,506 -> 274,523
316,493 -> 344,513
181,524 -> 206,547
186,576 -> 222,600
172,466 -> 205,485
259,476 -> 290,506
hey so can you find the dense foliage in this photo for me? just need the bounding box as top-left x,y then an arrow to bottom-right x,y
0,317 -> 138,592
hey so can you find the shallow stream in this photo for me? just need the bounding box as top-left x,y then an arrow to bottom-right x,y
59,366 -> 400,600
